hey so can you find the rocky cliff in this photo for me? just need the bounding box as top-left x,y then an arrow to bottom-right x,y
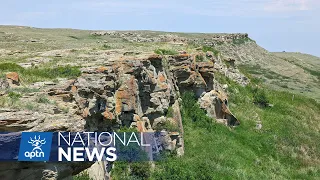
0,49 -> 243,179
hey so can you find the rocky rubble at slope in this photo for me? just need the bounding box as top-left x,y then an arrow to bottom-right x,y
0,52 -> 241,179
90,31 -> 248,44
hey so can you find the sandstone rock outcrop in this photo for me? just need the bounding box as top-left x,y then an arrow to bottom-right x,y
5,72 -> 20,87
0,53 -> 240,179
199,90 -> 240,126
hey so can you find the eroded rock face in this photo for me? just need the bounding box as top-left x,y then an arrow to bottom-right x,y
199,90 -> 240,126
65,55 -> 177,133
0,54 -> 241,179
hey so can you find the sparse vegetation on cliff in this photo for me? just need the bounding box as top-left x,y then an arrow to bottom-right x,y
0,63 -> 81,83
202,45 -> 220,57
73,172 -> 92,180
232,37 -> 253,45
154,49 -> 178,55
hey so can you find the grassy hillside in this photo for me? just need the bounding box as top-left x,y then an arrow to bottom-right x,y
150,76 -> 320,179
1,26 -> 319,179
1,25 -> 319,101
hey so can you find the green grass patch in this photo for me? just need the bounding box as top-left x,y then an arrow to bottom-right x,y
154,49 -> 178,55
7,91 -> 22,100
36,95 -> 51,104
0,92 -> 21,108
0,63 -> 81,83
112,161 -> 151,180
111,131 -> 151,180
232,37 -> 253,45
238,64 -> 290,81
73,171 -> 92,180
154,121 -> 179,132
150,82 -> 320,179
8,87 -> 40,94
88,35 -> 102,40
281,57 -> 320,81
195,54 -> 206,62
102,44 -> 113,50
166,106 -> 174,118
202,45 -> 220,57
252,88 -> 269,107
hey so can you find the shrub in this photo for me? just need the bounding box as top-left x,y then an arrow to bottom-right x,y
112,161 -> 151,180
154,49 -> 178,55
181,92 -> 214,131
130,162 -> 151,179
73,172 -> 91,180
252,87 -> 269,107
166,106 -> 174,118
102,44 -> 112,49
195,54 -> 205,62
8,91 -> 22,100
232,37 -> 252,45
36,95 -> 50,104
154,121 -> 179,132
111,131 -> 151,179
202,46 -> 220,57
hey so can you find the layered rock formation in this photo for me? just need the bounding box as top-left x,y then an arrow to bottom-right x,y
90,31 -> 248,44
0,53 -> 240,179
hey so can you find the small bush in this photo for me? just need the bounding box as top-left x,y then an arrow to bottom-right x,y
112,161 -> 151,180
154,121 -> 179,132
252,87 -> 269,107
181,92 -> 214,131
195,54 -> 205,62
130,162 -> 151,179
73,171 -> 91,180
232,37 -> 252,45
8,91 -> 22,100
154,49 -> 178,55
36,95 -> 50,104
102,44 -> 112,49
166,106 -> 174,118
202,46 -> 220,57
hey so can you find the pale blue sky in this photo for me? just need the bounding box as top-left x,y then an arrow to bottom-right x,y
1,0 -> 319,56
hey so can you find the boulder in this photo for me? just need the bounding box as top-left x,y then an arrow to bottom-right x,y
6,72 -> 20,86
199,90 -> 240,126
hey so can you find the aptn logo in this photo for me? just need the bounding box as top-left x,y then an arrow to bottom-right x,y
25,135 -> 46,159
18,132 -> 53,161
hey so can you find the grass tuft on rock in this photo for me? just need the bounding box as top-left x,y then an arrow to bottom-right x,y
202,45 -> 220,57
154,49 -> 178,55
0,63 -> 81,83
